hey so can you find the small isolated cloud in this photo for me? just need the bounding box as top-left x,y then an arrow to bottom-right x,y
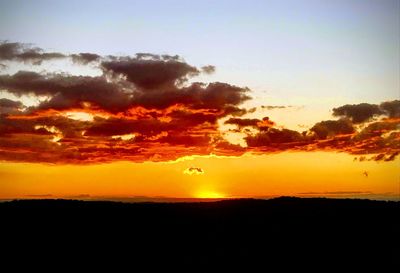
261,105 -> 287,110
183,167 -> 204,175
201,65 -> 216,74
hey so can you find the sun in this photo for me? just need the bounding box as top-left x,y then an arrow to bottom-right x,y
195,190 -> 226,199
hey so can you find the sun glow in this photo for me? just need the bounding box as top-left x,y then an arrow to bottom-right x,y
34,125 -> 63,143
111,134 -> 136,141
195,190 -> 226,199
64,111 -> 94,121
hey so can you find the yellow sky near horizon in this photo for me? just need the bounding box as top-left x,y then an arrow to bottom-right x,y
1,151 -> 398,200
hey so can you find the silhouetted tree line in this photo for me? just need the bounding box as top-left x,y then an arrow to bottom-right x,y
0,197 -> 398,270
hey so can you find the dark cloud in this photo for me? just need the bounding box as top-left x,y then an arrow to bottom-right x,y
225,118 -> 261,128
380,100 -> 400,118
332,101 -> 400,123
384,152 -> 399,161
213,140 -> 246,156
0,71 -> 134,112
134,53 -> 180,61
353,119 -> 399,141
0,98 -> 23,108
183,167 -> 204,175
354,152 -> 400,162
332,103 -> 384,123
0,71 -> 250,116
261,105 -> 288,110
71,53 -> 101,64
130,82 -> 250,111
246,128 -> 304,147
0,42 -> 113,66
310,119 -> 354,139
0,115 -> 89,138
0,98 -> 24,114
201,65 -> 216,74
101,55 -> 200,90
225,116 -> 274,129
0,42 -> 65,64
85,117 -> 167,138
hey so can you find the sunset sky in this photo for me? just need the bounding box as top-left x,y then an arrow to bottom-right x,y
0,0 -> 399,200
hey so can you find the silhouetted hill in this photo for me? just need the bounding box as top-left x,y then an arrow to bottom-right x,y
1,197 -> 399,270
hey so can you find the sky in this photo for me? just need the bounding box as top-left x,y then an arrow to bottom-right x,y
0,0 -> 399,200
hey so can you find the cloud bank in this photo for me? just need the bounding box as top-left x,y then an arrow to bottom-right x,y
0,42 -> 399,164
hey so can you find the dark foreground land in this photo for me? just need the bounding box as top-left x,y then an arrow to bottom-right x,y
1,197 -> 399,270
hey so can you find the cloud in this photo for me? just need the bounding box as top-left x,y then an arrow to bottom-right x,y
71,53 -> 101,64
0,98 -> 23,108
225,117 -> 275,129
0,42 -> 112,66
0,51 -> 250,163
384,152 -> 399,161
225,118 -> 261,128
0,42 -> 65,65
355,152 -> 399,162
201,65 -> 216,74
380,100 -> 400,118
0,71 -> 134,113
0,98 -> 24,114
183,167 -> 204,175
101,54 -> 200,90
128,82 -> 251,111
310,119 -> 354,139
261,105 -> 288,110
0,41 -> 398,164
245,128 -> 304,148
0,71 -> 250,117
332,103 -> 384,123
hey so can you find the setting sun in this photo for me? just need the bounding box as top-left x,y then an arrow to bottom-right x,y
195,190 -> 226,199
